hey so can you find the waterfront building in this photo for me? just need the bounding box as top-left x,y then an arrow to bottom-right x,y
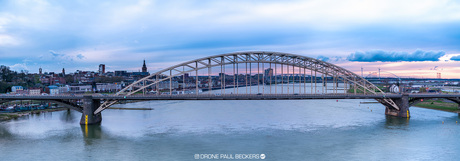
11,86 -> 24,93
96,83 -> 121,92
58,86 -> 69,93
48,85 -> 59,95
69,85 -> 92,93
28,88 -> 41,95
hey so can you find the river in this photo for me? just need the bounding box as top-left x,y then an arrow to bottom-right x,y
1,84 -> 460,160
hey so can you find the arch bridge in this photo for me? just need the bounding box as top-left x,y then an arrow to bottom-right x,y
92,51 -> 403,122
4,51 -> 456,125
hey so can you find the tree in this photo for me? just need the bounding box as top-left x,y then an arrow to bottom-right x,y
419,87 -> 427,93
0,65 -> 16,82
0,82 -> 12,93
65,75 -> 74,84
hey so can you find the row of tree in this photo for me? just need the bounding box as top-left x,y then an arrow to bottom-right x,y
0,65 -> 40,93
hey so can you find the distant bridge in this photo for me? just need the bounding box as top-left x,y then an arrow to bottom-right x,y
1,51 -> 459,124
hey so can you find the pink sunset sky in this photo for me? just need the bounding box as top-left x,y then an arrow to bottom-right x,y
1,0 -> 460,78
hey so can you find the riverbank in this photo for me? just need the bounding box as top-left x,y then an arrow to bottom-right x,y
413,100 -> 460,113
0,108 -> 67,121
107,107 -> 153,110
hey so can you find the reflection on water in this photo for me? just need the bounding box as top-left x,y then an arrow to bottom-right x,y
80,124 -> 102,145
0,124 -> 13,138
60,109 -> 76,123
384,115 -> 410,129
1,91 -> 460,160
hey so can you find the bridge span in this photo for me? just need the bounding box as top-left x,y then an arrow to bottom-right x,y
1,93 -> 460,124
2,51 -> 459,124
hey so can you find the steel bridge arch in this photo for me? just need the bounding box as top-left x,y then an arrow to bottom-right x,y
95,51 -> 398,114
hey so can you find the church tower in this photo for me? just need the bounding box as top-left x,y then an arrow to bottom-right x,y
142,59 -> 147,72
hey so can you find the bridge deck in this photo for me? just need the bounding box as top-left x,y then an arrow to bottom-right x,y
1,93 -> 459,101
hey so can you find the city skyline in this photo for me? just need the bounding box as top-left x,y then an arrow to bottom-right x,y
1,0 -> 460,78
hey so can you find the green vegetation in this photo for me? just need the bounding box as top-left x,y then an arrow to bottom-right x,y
0,108 -> 66,121
0,65 -> 43,93
413,99 -> 460,112
0,114 -> 19,121
419,87 -> 427,93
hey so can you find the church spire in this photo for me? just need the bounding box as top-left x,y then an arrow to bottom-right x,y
142,59 -> 147,72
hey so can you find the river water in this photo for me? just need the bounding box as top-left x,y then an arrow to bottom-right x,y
1,84 -> 460,160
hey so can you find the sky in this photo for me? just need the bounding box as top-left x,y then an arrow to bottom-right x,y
1,0 -> 460,78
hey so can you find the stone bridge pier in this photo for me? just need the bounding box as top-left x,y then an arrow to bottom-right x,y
80,96 -> 102,125
384,94 -> 410,118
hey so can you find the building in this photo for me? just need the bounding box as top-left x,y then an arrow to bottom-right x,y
99,64 -> 105,75
115,70 -> 127,77
50,77 -> 66,85
58,86 -> 69,93
50,89 -> 59,95
132,72 -> 149,77
40,76 -> 50,84
96,83 -> 121,92
264,68 -> 273,77
48,85 -> 59,95
11,86 -> 24,93
62,68 -> 65,76
105,72 -> 114,77
69,85 -> 92,93
73,71 -> 95,83
158,81 -> 179,89
142,60 -> 147,72
219,73 -> 226,79
29,88 -> 41,95
39,67 -> 42,75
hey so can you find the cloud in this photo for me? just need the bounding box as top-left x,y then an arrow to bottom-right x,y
450,55 -> 460,61
317,55 -> 329,62
2,0 -> 460,74
76,54 -> 85,59
347,50 -> 445,62
49,50 -> 62,57
48,50 -> 86,61
0,34 -> 20,46
9,63 -> 28,71
330,56 -> 344,62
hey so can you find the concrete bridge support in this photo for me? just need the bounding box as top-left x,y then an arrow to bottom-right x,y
80,96 -> 102,125
385,94 -> 410,118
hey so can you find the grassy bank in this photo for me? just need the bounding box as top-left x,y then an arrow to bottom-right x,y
0,108 -> 66,121
413,100 -> 460,113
